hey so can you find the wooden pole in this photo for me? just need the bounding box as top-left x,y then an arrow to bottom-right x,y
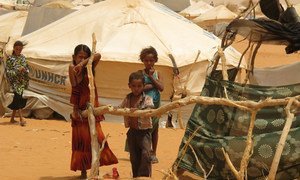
87,104 -> 100,178
86,33 -> 100,179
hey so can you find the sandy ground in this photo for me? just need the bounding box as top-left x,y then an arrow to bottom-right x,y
0,38 -> 299,180
0,117 -> 201,180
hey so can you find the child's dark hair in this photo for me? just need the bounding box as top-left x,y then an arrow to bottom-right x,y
73,44 -> 91,57
129,71 -> 144,84
12,41 -> 25,55
139,46 -> 158,62
73,44 -> 95,75
73,44 -> 91,65
13,41 -> 24,47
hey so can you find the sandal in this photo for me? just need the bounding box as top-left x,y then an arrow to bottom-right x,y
20,121 -> 26,126
151,155 -> 159,164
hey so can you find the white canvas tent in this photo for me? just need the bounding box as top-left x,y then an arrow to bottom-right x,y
180,1 -> 213,19
71,0 -> 94,6
3,0 -> 244,120
193,5 -> 237,26
0,11 -> 27,49
249,61 -> 300,86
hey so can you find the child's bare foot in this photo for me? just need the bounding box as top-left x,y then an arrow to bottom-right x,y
10,119 -> 18,124
80,170 -> 87,179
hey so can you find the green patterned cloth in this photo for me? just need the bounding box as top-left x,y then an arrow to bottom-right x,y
5,54 -> 29,95
174,77 -> 300,179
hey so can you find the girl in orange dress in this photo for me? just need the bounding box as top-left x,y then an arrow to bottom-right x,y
68,44 -> 118,178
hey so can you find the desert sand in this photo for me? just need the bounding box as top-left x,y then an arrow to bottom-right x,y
0,117 -> 192,180
0,39 -> 299,180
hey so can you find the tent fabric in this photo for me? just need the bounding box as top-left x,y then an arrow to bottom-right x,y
179,1 -> 213,19
0,8 -> 12,15
71,0 -> 94,6
249,61 -> 300,86
22,6 -> 76,36
7,0 -> 242,67
42,0 -> 75,9
0,11 -> 27,49
193,5 -> 237,26
174,76 -> 300,179
3,90 -> 71,119
3,0 -> 244,120
226,19 -> 300,54
155,0 -> 189,12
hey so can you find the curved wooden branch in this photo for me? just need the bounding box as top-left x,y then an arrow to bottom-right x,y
87,33 -> 99,179
173,126 -> 202,171
222,147 -> 239,178
268,97 -> 295,180
188,144 -> 209,179
81,95 -> 300,118
221,109 -> 257,180
87,104 -> 100,179
239,110 -> 257,179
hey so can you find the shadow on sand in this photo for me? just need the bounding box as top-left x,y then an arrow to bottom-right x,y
39,176 -> 79,180
0,121 -> 19,126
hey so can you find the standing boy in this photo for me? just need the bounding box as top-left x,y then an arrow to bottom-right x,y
120,71 -> 154,178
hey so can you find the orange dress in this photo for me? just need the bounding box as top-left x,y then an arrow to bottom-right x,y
70,70 -> 118,171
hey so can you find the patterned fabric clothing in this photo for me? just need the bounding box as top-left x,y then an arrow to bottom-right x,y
142,70 -> 160,108
174,77 -> 300,179
5,54 -> 29,95
70,68 -> 118,170
70,69 -> 102,114
70,115 -> 118,170
120,92 -> 154,129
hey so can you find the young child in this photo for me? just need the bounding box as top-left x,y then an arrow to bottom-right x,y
139,46 -> 164,164
69,44 -> 118,179
119,71 -> 154,178
5,41 -> 29,126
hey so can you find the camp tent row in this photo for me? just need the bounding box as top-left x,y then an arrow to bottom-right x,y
2,0 -> 244,120
179,2 -> 237,37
